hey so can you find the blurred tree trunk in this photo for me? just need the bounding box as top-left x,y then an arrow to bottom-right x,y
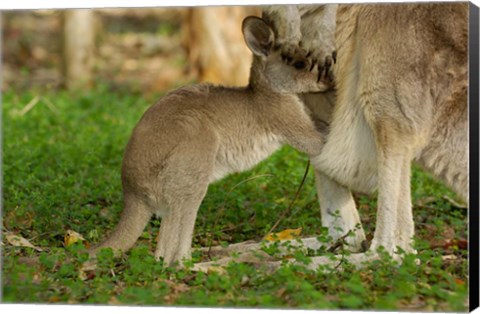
62,10 -> 95,90
184,6 -> 261,86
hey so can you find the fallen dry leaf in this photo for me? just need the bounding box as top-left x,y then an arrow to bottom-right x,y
441,254 -> 458,261
48,296 -> 61,303
79,259 -> 97,281
454,278 -> 465,285
240,275 -> 250,286
5,233 -> 43,251
441,239 -> 468,250
108,296 -> 122,305
264,228 -> 302,241
64,229 -> 88,247
276,287 -> 287,298
423,224 -> 468,251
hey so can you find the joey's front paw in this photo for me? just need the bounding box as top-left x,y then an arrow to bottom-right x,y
309,146 -> 323,157
306,137 -> 324,157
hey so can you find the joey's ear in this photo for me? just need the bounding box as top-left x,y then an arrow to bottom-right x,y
242,16 -> 275,57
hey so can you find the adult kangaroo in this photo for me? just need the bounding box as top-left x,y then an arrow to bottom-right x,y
285,3 -> 468,259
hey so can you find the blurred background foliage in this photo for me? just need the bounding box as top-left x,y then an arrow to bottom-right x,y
2,6 -> 261,95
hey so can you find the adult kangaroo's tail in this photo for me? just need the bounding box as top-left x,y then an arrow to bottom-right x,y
416,97 -> 468,203
90,196 -> 152,255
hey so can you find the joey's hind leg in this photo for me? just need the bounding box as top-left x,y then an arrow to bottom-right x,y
154,135 -> 218,266
154,166 -> 211,266
155,196 -> 206,266
154,161 -> 212,265
314,170 -> 366,252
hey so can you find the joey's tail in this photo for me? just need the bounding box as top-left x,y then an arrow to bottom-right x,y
90,197 -> 152,255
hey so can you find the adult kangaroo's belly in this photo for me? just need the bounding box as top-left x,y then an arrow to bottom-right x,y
311,99 -> 378,194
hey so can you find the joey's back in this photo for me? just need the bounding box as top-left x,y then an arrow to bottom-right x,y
122,83 -> 302,187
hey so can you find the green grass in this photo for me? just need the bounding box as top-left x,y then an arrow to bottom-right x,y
2,87 -> 468,310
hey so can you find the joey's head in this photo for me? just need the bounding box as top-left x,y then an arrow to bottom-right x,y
242,16 -> 330,94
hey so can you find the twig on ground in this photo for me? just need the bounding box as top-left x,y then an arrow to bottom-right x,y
196,213 -> 256,237
16,96 -> 59,116
327,232 -> 350,253
266,160 -> 310,236
442,195 -> 467,209
41,96 -> 59,114
19,96 -> 40,116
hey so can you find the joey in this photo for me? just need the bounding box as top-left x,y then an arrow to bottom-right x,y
90,16 -> 329,266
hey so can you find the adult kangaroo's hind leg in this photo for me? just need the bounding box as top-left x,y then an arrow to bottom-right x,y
90,194 -> 153,255
314,170 -> 366,252
395,158 -> 416,254
369,124 -> 415,257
